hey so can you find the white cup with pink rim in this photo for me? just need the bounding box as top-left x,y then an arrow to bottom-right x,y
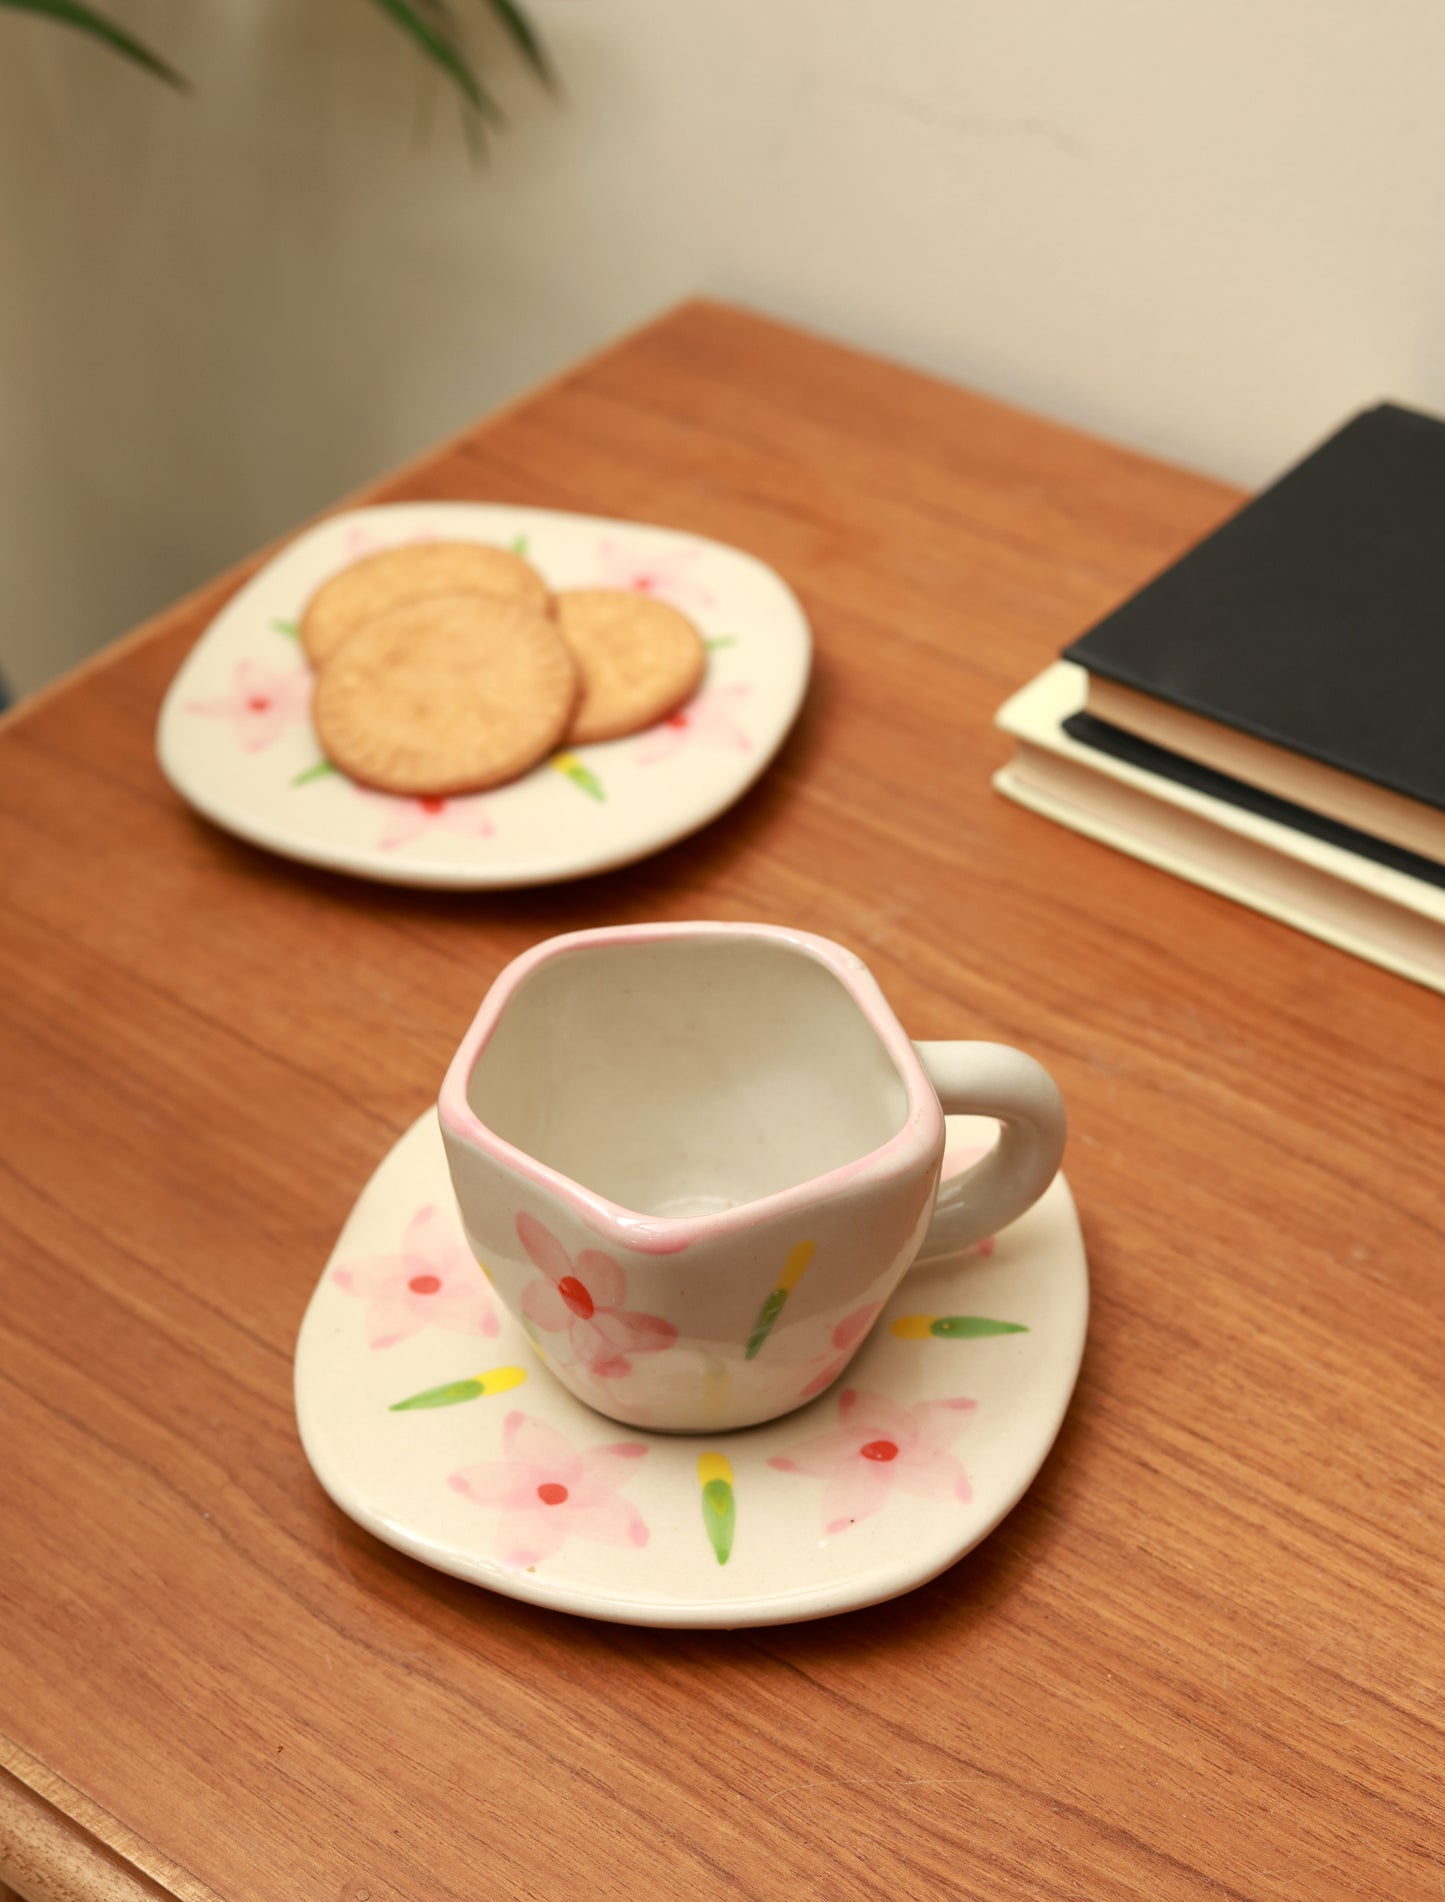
438,921 -> 1066,1433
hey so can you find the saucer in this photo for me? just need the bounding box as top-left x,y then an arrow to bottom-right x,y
157,504 -> 811,889
294,1114 -> 1088,1627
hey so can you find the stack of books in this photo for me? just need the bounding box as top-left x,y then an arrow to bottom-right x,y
994,402 -> 1445,993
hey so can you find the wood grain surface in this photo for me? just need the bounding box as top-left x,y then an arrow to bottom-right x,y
1,301 -> 1441,1902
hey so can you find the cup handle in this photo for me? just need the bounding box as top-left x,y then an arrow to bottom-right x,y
911,1042 -> 1067,1262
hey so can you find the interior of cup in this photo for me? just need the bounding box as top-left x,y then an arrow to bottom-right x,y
466,936 -> 910,1217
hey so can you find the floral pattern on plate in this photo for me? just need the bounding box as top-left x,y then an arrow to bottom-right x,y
157,503 -> 811,890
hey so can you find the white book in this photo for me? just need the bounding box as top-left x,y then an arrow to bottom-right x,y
994,663 -> 1445,995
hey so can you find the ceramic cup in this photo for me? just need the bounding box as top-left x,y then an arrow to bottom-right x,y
439,922 -> 1066,1433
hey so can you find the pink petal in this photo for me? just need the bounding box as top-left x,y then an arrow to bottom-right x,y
800,1353 -> 851,1400
913,1397 -> 978,1452
556,1497 -> 650,1548
573,1247 -> 627,1310
362,1285 -> 423,1349
414,1275 -> 497,1338
832,1302 -> 884,1352
589,1353 -> 633,1379
633,725 -> 690,767
498,1510 -> 570,1567
502,1411 -> 583,1486
373,800 -> 434,851
516,1212 -> 573,1281
892,1447 -> 973,1504
767,1428 -> 857,1480
569,1317 -> 630,1377
837,1388 -> 920,1450
331,1252 -> 402,1298
521,1279 -> 570,1333
438,795 -> 496,841
570,1443 -> 650,1506
820,1457 -> 897,1535
596,1308 -> 678,1358
448,1464 -> 543,1512
399,1204 -> 445,1253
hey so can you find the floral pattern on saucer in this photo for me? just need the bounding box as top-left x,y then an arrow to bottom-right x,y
296,1114 -> 1086,1625
449,1412 -> 650,1568
332,1203 -> 497,1349
768,1389 -> 976,1533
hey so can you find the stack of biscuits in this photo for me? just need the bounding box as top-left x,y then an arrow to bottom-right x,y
300,542 -> 707,796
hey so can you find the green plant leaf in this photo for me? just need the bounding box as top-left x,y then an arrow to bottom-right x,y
366,0 -> 499,118
5,0 -> 186,87
477,0 -> 553,87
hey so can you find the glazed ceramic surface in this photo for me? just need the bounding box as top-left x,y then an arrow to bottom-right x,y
156,504 -> 811,888
294,1111 -> 1087,1627
439,923 -> 1066,1431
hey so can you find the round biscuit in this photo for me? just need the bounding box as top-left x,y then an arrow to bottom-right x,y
300,542 -> 551,667
311,594 -> 578,796
555,590 -> 707,744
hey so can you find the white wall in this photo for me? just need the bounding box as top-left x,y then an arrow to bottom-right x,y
4,0 -> 1444,695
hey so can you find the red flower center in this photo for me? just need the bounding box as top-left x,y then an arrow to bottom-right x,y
246,695 -> 272,712
408,1274 -> 442,1295
418,796 -> 446,814
860,1439 -> 899,1462
558,1275 -> 595,1319
537,1482 -> 568,1506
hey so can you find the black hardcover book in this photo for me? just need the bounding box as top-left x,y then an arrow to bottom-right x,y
1063,402 -> 1445,813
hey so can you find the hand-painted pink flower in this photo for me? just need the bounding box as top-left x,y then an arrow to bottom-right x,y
448,1409 -> 649,1567
332,1204 -> 498,1349
768,1387 -> 977,1534
799,1301 -> 886,1399
517,1213 -> 677,1379
342,525 -> 438,558
185,659 -> 311,752
358,788 -> 496,852
592,538 -> 715,610
634,685 -> 752,766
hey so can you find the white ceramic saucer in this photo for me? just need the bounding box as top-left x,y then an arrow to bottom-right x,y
295,1114 -> 1087,1627
157,504 -> 811,888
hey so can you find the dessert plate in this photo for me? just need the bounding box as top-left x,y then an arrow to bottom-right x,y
157,504 -> 811,888
294,1113 -> 1088,1627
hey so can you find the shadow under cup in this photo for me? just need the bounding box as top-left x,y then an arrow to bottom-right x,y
465,935 -> 912,1217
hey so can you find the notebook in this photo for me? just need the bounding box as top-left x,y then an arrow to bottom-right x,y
994,663 -> 1445,995
1063,402 -> 1445,862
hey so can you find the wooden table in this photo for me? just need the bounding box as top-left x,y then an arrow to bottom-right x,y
2,301 -> 1440,1902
